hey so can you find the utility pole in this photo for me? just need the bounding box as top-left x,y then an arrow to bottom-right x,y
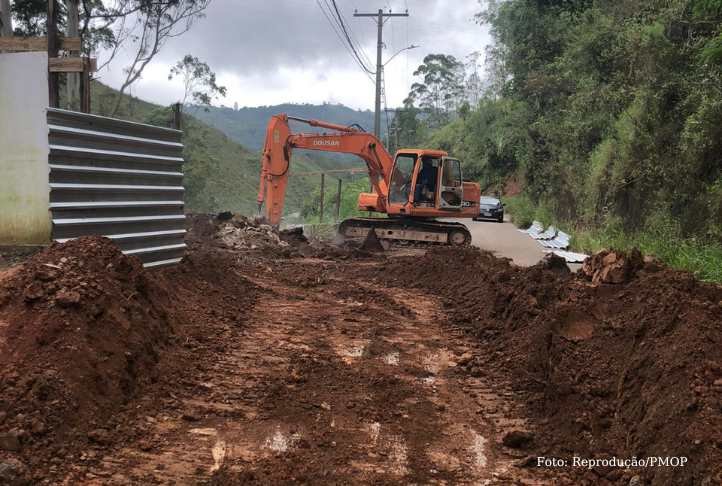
66,0 -> 80,111
335,179 -> 342,222
0,0 -> 12,37
354,8 -> 408,139
47,0 -> 59,108
319,173 -> 325,223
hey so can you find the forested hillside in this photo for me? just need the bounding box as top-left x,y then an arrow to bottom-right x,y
189,103 -> 375,150
403,0 -> 722,280
91,83 -> 344,216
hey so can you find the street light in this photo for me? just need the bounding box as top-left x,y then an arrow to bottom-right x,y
384,44 -> 419,66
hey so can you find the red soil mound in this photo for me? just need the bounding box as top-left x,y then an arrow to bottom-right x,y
363,247 -> 722,485
0,238 -> 171,473
0,237 -> 259,482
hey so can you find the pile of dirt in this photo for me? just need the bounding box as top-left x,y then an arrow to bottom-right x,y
357,247 -> 722,485
581,248 -> 649,284
0,237 -> 259,483
278,226 -> 308,245
0,237 -> 171,480
186,212 -> 380,261
216,215 -> 289,251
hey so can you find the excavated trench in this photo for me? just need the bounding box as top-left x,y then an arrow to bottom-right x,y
0,216 -> 719,485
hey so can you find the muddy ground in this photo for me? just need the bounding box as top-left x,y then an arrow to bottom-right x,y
0,217 -> 720,485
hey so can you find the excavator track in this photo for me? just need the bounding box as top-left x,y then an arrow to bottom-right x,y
338,217 -> 472,246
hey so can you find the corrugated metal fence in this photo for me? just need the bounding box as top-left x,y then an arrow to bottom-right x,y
47,108 -> 186,267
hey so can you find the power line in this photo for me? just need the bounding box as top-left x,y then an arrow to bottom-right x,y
328,0 -> 375,75
324,0 -> 375,74
316,0 -> 375,82
317,0 -> 369,76
328,0 -> 374,70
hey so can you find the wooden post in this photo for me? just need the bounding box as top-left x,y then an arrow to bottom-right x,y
66,0 -> 80,111
172,102 -> 182,129
0,0 -> 12,37
80,60 -> 91,113
319,173 -> 325,223
47,0 -> 59,108
335,178 -> 342,221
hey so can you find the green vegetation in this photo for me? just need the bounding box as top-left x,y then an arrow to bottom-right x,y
189,103 -> 375,151
398,0 -> 722,281
92,83 -> 264,214
573,218 -> 722,283
91,83 -> 348,216
300,178 -> 372,223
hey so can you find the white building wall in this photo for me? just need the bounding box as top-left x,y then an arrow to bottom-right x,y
0,52 -> 51,245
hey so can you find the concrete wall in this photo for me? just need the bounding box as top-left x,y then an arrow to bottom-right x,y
0,52 -> 51,245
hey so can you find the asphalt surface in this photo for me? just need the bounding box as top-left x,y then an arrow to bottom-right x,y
456,216 -> 581,272
464,218 -> 546,267
447,217 -> 583,270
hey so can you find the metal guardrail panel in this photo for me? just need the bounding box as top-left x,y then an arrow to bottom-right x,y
48,108 -> 186,267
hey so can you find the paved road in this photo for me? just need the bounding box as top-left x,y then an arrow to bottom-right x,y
465,218 -> 546,266
447,217 -> 583,270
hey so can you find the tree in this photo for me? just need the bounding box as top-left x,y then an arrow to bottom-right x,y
105,0 -> 211,115
11,0 -> 57,35
8,0 -> 212,114
387,102 -> 425,152
168,54 -> 227,111
406,54 -> 465,127
696,0 -> 722,64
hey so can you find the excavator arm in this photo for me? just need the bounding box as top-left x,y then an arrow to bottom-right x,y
257,114 -> 394,226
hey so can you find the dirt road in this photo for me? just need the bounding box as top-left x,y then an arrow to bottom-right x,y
61,256 -> 546,484
2,222 -> 719,485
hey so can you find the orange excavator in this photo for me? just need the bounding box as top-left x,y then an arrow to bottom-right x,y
257,114 -> 480,245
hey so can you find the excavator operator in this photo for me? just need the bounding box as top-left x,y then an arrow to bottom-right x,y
414,156 -> 439,205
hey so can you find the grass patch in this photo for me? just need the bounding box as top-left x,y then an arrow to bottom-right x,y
503,194 -> 556,229
573,225 -> 722,283
504,193 -> 722,283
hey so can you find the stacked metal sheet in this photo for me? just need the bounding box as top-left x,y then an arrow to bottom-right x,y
540,231 -> 571,249
544,249 -> 589,263
532,226 -> 558,241
519,222 -> 588,263
47,108 -> 186,267
519,220 -> 543,236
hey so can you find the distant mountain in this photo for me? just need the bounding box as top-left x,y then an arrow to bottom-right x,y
90,83 -> 352,216
189,103 -> 376,151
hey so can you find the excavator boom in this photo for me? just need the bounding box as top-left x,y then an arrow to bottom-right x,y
257,114 -> 392,225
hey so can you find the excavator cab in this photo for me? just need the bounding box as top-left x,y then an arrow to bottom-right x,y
387,151 -> 464,217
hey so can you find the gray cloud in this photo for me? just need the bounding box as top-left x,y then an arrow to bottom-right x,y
97,0 -> 490,109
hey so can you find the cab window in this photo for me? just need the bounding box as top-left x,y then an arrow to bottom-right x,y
389,154 -> 415,204
442,159 -> 462,187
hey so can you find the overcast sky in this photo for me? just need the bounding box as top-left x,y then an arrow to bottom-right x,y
96,0 -> 491,111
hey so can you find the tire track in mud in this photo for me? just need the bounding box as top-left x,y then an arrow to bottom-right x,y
68,259 -> 547,484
